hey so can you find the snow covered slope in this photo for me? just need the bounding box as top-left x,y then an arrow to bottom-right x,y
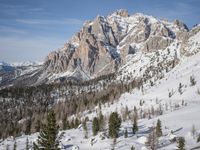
1,27 -> 200,150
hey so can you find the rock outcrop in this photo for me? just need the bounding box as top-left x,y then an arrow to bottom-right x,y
44,10 -> 190,77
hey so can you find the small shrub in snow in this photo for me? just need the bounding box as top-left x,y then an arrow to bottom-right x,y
124,128 -> 128,138
131,145 -> 135,150
197,134 -> 200,143
191,124 -> 197,139
197,88 -> 200,95
178,83 -> 184,95
177,137 -> 185,150
13,141 -> 17,150
190,76 -> 197,86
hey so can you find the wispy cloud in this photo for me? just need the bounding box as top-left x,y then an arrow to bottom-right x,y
0,36 -> 66,62
0,3 -> 46,16
16,18 -> 83,25
0,25 -> 27,34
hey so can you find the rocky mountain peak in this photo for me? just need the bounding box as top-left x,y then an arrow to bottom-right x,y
2,10 -> 198,87
173,19 -> 189,31
43,11 -> 191,77
113,9 -> 129,17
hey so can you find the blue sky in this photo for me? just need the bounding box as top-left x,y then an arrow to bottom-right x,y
0,0 -> 199,62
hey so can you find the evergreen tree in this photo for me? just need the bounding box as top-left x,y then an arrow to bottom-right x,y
74,118 -> 79,128
13,141 -> 17,150
26,137 -> 29,150
133,106 -> 138,119
191,124 -> 196,139
92,117 -> 99,136
190,76 -> 196,86
197,134 -> 200,143
62,117 -> 70,130
82,120 -> 88,139
156,119 -> 162,137
70,119 -> 74,129
25,119 -> 32,135
98,111 -> 105,131
132,116 -> 138,134
124,128 -> 128,138
131,145 -> 135,150
35,119 -> 41,132
33,109 -> 60,150
177,137 -> 185,150
108,112 -> 121,139
146,127 -> 158,150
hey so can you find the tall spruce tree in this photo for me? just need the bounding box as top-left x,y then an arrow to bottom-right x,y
156,119 -> 162,137
33,109 -> 60,150
146,127 -> 158,150
108,112 -> 121,139
92,117 -> 99,136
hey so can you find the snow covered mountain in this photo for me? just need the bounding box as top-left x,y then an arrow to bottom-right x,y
0,9 -> 200,150
1,28 -> 200,149
0,61 -> 43,87
1,9 -> 198,88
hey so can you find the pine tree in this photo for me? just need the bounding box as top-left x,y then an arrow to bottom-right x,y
131,145 -> 135,150
108,112 -> 121,139
35,119 -> 41,132
156,119 -> 162,137
25,119 -> 32,135
13,141 -> 17,150
74,118 -> 79,128
70,119 -> 74,129
63,117 -> 70,130
124,128 -> 128,138
98,111 -> 105,131
178,83 -> 183,95
132,116 -> 138,134
190,76 -> 196,86
177,137 -> 185,150
191,124 -> 196,139
82,120 -> 88,139
146,127 -> 158,150
92,117 -> 99,136
33,109 -> 60,150
197,134 -> 200,142
26,137 -> 29,150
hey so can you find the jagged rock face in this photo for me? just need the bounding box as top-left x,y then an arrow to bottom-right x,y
43,10 -> 189,77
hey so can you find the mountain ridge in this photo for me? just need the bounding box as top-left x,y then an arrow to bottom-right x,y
0,9 -> 199,88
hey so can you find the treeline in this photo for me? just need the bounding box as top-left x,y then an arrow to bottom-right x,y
0,72 -> 141,139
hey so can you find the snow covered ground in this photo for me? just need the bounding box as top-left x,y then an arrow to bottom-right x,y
1,49 -> 200,149
1,23 -> 200,150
